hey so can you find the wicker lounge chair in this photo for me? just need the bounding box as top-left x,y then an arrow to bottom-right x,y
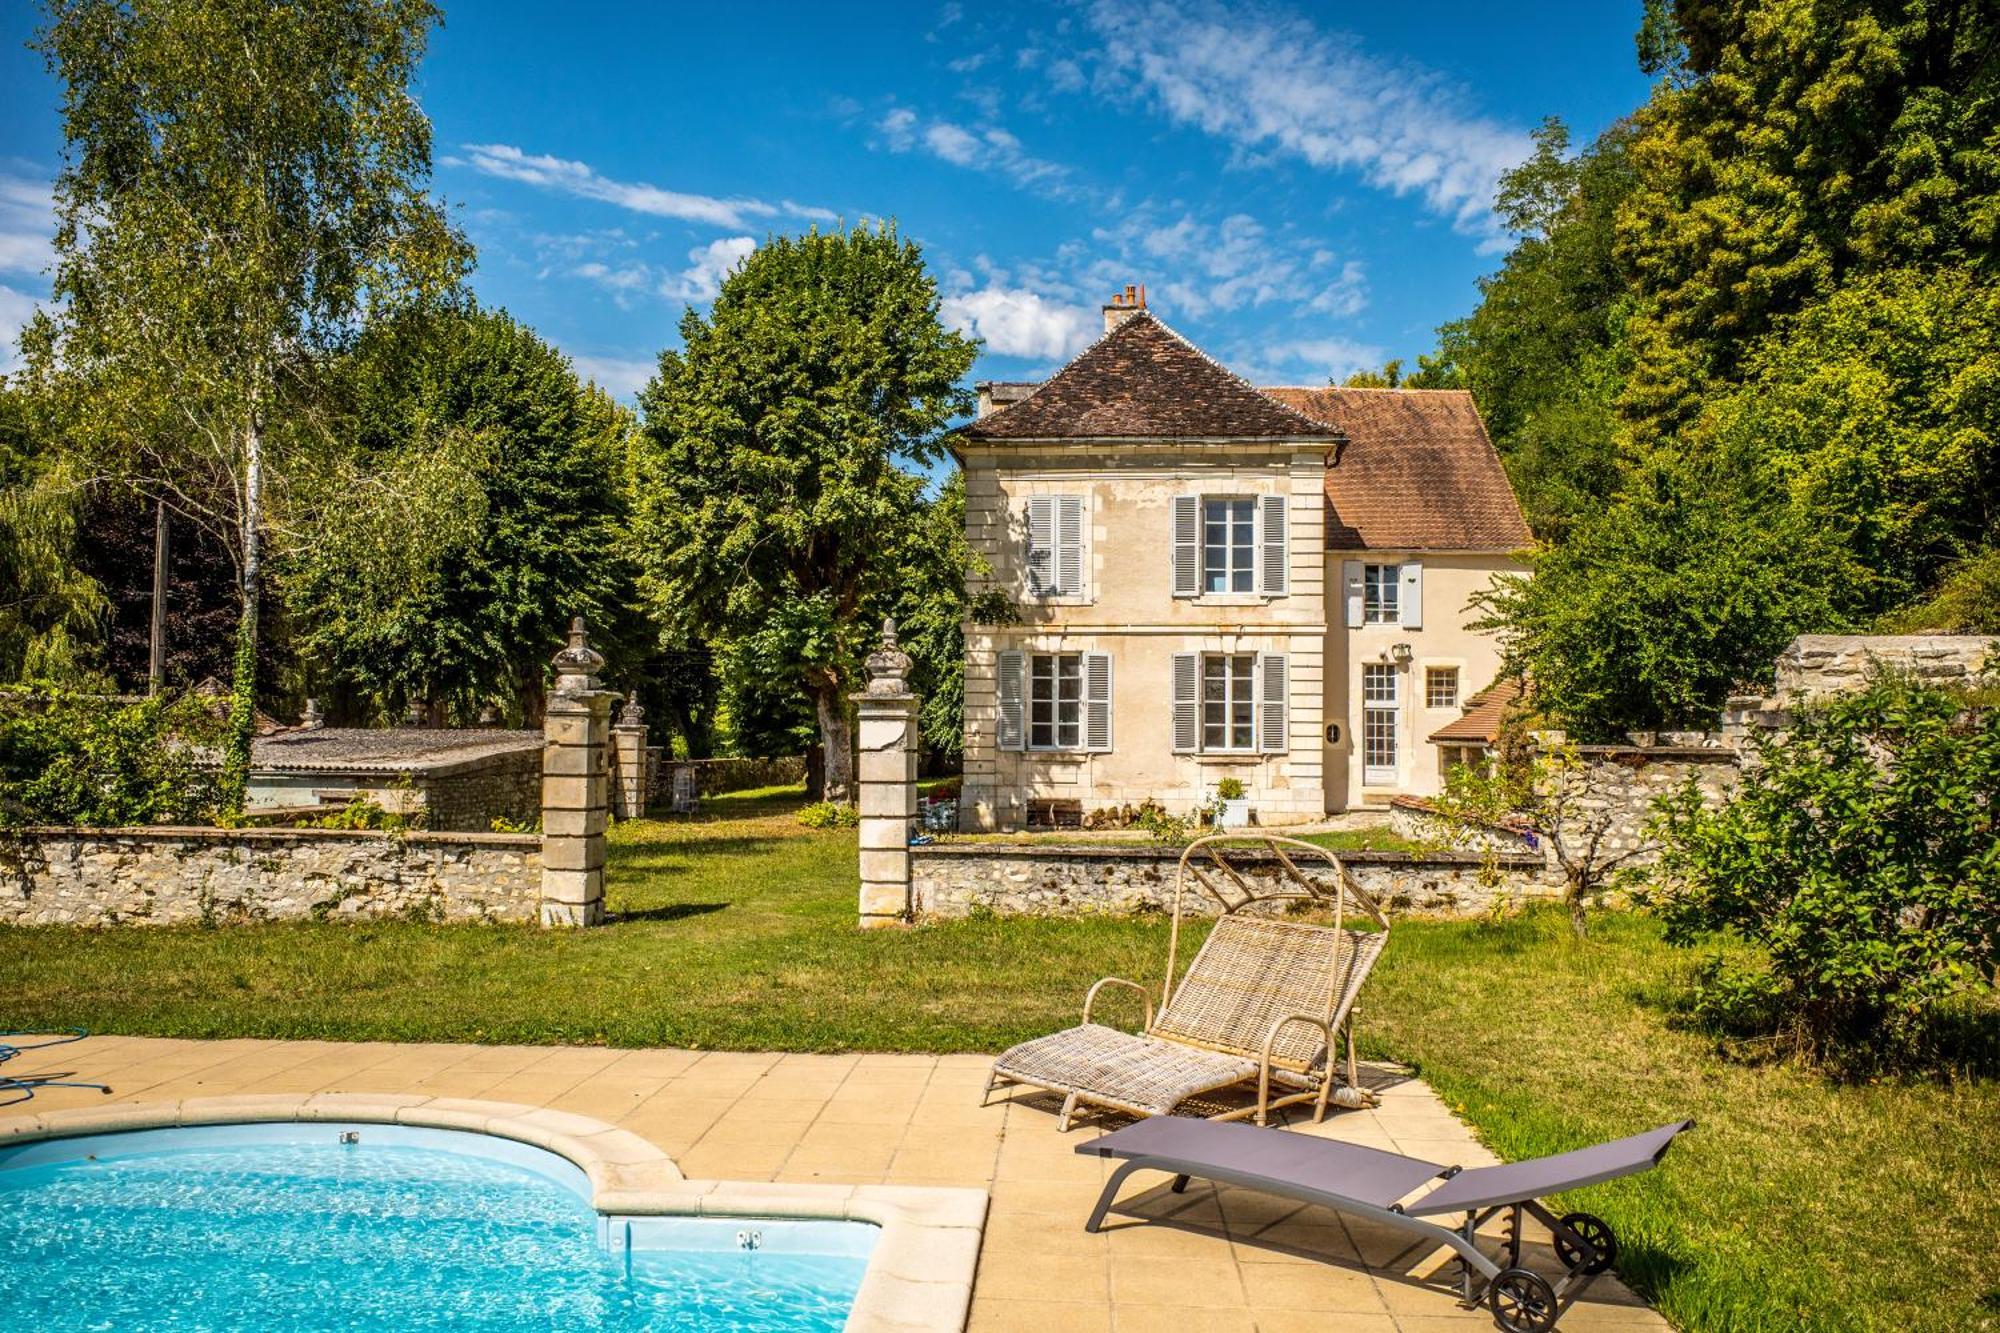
1077,1115 -> 1694,1333
986,834 -> 1390,1130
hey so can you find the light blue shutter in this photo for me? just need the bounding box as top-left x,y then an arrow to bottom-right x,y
1260,494 -> 1287,595
1171,652 -> 1199,752
996,650 -> 1025,750
1025,498 -> 1054,596
1084,652 -> 1112,751
1343,560 -> 1365,626
1259,653 -> 1289,753
1057,495 -> 1085,597
1399,562 -> 1424,629
1172,496 -> 1199,596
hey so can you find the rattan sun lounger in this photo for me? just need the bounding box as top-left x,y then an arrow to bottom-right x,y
1077,1115 -> 1695,1333
986,835 -> 1390,1130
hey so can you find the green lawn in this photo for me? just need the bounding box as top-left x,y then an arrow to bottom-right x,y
3,789 -> 1994,1332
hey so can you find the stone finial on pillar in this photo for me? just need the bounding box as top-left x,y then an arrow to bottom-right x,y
852,617 -> 920,929
611,694 -> 649,820
541,616 -> 616,927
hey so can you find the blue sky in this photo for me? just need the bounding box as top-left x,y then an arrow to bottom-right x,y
0,1 -> 1654,399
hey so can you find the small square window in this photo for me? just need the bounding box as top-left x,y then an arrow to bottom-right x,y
1426,667 -> 1459,709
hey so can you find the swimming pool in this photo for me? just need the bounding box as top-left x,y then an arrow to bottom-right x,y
0,1122 -> 875,1331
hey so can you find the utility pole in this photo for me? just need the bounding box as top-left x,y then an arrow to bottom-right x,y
148,499 -> 168,694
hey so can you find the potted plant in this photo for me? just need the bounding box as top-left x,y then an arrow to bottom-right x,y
1212,776 -> 1251,828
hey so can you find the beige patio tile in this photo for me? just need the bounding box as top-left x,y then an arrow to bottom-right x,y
1235,1259 -> 1388,1312
1107,1255 -> 1246,1308
966,1298 -> 1112,1332
1105,1303 -> 1258,1332
969,1248 -> 1109,1303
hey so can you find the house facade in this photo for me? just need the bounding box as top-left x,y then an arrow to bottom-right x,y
956,289 -> 1531,831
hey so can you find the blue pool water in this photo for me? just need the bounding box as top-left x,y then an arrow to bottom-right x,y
0,1123 -> 871,1331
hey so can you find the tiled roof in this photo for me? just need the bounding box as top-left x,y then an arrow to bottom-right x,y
1261,387 -> 1533,552
961,311 -> 1343,442
1427,678 -> 1523,745
250,728 -> 542,775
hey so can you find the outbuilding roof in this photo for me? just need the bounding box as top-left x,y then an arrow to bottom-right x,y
1427,678 -> 1523,745
1260,387 -> 1533,552
249,728 -> 542,776
960,311 -> 1344,443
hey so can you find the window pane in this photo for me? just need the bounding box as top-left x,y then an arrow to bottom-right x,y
1426,667 -> 1458,709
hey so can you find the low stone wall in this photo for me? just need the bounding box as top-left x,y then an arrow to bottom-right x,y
1774,633 -> 1998,696
1,826 -> 542,927
911,843 -> 1554,920
671,755 -> 807,796
424,748 -> 541,831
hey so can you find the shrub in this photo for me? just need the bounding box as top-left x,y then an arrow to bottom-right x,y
1649,672 -> 1999,1073
1214,777 -> 1246,802
0,686 -> 221,827
797,800 -> 858,829
307,795 -> 424,834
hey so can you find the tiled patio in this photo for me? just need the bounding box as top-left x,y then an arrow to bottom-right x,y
5,1036 -> 1665,1332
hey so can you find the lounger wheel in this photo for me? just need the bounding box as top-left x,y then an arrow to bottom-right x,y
1552,1211 -> 1617,1275
1488,1267 -> 1559,1333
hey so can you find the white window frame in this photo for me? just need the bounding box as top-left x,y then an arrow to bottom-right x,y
1200,497 -> 1257,595
1362,663 -> 1400,784
1028,652 -> 1083,751
1200,653 -> 1258,753
1425,665 -> 1460,709
1362,564 -> 1400,624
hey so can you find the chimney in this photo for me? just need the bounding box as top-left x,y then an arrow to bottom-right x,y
1101,282 -> 1147,333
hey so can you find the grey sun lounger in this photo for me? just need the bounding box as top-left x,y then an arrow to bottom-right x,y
1077,1115 -> 1694,1333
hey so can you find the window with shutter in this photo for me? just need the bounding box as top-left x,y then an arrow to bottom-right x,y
1056,495 -> 1085,598
1259,494 -> 1287,595
1171,496 -> 1199,596
1399,561 -> 1423,628
1171,652 -> 1199,751
996,649 -> 1025,750
1084,653 -> 1112,750
1258,653 -> 1288,752
1025,498 -> 1054,596
1343,560 -> 1365,626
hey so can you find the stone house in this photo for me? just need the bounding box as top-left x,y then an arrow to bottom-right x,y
245,727 -> 542,831
955,288 -> 1531,831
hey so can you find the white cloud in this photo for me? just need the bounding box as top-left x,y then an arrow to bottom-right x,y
667,236 -> 757,301
461,144 -> 823,230
941,286 -> 1096,361
876,110 -> 1075,197
568,352 -> 656,400
0,173 -> 55,278
0,283 -> 40,376
1237,335 -> 1385,385
1084,0 -> 1531,237
1089,207 -> 1368,319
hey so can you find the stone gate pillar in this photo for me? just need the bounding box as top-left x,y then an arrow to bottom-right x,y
611,696 -> 649,820
853,618 -> 919,929
541,617 -> 616,927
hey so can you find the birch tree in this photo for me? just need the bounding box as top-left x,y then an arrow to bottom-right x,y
22,0 -> 469,815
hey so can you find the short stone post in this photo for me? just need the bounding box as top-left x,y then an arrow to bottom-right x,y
853,618 -> 919,929
541,617 -> 616,927
611,696 -> 649,820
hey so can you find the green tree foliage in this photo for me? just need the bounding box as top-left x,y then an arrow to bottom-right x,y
25,0 -> 469,816
1617,0 -> 2000,435
283,307 -> 639,723
630,225 -> 976,800
0,385 -> 104,682
1650,672 -> 2000,1072
0,687 -> 221,827
1879,545 -> 2000,632
894,473 -> 976,763
1474,462 -> 1853,738
1339,354 -> 1463,389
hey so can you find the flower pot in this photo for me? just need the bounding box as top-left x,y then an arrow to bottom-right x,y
1215,798 -> 1251,829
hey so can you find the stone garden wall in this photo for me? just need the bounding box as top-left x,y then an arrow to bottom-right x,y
0,826 -> 542,927
911,843 -> 1555,920
423,748 -> 541,831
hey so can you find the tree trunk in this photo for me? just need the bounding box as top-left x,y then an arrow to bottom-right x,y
812,678 -> 854,803
218,413 -> 263,822
1565,867 -> 1591,939
148,500 -> 169,695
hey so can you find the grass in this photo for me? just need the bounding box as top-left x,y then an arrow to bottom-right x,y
3,788 -> 1993,1331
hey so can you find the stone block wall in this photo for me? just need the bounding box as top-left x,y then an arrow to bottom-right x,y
423,749 -> 541,831
911,843 -> 1555,920
1773,634 -> 1998,697
0,827 -> 541,926
1561,746 -> 1740,861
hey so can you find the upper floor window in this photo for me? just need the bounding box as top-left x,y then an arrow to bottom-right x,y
1202,499 -> 1256,594
1343,560 -> 1423,629
1173,494 -> 1287,598
1025,495 -> 1086,598
1426,666 -> 1460,709
1363,564 -> 1399,623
